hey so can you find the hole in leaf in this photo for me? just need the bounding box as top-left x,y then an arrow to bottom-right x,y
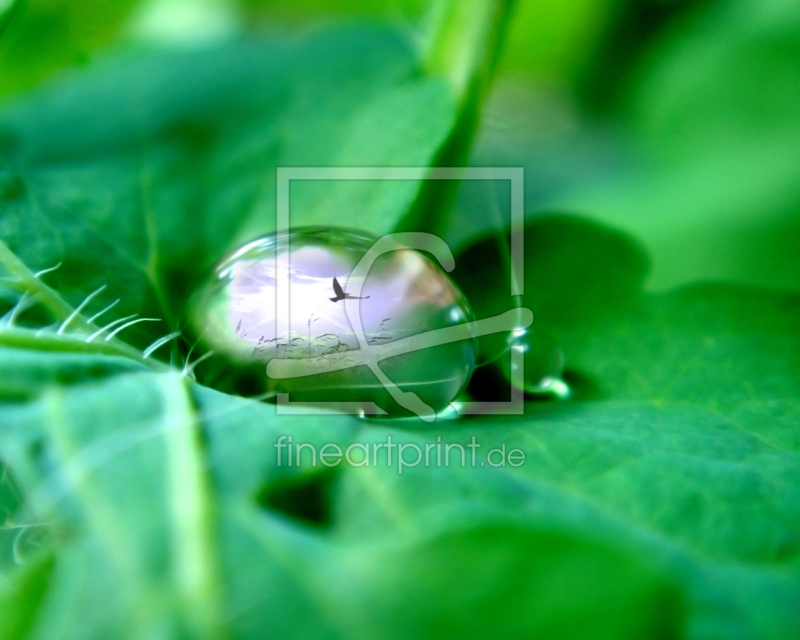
467,364 -> 510,401
258,470 -> 336,529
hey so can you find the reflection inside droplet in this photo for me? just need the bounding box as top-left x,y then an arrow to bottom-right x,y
190,227 -> 478,417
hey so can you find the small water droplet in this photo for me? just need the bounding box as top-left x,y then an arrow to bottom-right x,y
189,227 -> 477,417
500,327 -> 568,397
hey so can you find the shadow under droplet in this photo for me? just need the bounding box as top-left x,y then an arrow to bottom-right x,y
560,369 -> 603,401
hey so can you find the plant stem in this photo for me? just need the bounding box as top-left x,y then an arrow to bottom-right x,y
0,327 -> 168,370
0,238 -> 93,331
0,0 -> 23,39
0,237 -> 171,368
422,0 -> 515,102
400,0 -> 516,235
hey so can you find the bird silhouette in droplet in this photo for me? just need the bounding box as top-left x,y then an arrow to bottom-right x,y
329,277 -> 369,303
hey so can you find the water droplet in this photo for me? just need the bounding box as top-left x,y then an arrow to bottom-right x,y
190,227 -> 477,417
500,327 -> 569,397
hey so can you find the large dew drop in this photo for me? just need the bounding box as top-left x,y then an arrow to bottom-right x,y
189,227 -> 477,419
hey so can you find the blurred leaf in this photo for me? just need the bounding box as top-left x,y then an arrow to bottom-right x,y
0,25 -> 458,346
561,0 -> 800,290
329,522 -> 681,640
222,512 -> 683,640
452,214 -> 648,363
499,0 -> 620,85
124,0 -> 243,45
0,553 -> 54,639
457,0 -> 800,292
0,363 -> 685,640
575,0 -> 714,109
0,348 -> 144,402
0,0 -> 141,99
241,0 -> 427,21
0,459 -> 22,569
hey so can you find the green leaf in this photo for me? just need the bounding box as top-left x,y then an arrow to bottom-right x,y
326,521 -> 682,640
2,274 -> 799,638
324,282 -> 800,639
455,214 -> 648,330
0,368 -> 357,638
0,25 -> 458,346
0,237 -> 171,373
562,282 -> 800,451
0,347 -> 144,401
438,215 -> 800,637
221,510 -> 683,640
0,6 -> 798,639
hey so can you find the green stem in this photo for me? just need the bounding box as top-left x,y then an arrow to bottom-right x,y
0,237 -> 172,367
0,238 -> 92,331
0,327 -> 168,371
0,0 -> 23,39
422,0 -> 515,102
400,0 -> 516,235
160,374 -> 225,640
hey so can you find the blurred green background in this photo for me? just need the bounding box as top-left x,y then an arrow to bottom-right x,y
2,0 -> 798,290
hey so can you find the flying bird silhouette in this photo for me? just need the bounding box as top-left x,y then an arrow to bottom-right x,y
329,277 -> 369,303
